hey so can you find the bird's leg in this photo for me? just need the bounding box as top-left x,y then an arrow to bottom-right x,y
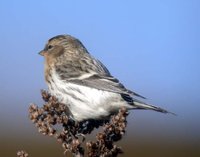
74,133 -> 86,142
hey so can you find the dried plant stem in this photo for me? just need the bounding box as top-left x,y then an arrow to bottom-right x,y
27,90 -> 128,157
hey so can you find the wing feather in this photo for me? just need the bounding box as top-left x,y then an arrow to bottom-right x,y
66,74 -> 145,99
54,55 -> 145,99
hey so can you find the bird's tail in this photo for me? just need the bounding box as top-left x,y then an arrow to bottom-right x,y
132,99 -> 175,115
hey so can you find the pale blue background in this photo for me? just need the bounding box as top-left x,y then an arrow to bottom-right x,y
0,0 -> 199,156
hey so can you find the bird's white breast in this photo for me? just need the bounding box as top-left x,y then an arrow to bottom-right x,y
47,70 -> 127,121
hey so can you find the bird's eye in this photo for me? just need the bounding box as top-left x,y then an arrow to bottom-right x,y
48,45 -> 53,50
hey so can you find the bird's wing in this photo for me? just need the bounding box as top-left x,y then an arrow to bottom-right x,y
54,55 -> 145,99
66,73 -> 146,99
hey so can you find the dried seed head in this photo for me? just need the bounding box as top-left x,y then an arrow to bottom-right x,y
17,150 -> 28,157
28,90 -> 128,157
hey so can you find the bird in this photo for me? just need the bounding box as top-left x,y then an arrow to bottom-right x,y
39,34 -> 171,122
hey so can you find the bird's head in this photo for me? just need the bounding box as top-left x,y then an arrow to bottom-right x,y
39,34 -> 88,59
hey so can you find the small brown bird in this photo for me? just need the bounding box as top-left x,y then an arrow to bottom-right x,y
39,34 -> 170,121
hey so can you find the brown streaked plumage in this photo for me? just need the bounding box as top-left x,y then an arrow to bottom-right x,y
39,34 -> 172,121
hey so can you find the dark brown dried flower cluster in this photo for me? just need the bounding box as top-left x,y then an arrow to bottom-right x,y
17,150 -> 28,157
86,107 -> 128,157
28,90 -> 128,157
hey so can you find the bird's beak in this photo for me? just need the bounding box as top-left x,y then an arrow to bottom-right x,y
38,50 -> 45,56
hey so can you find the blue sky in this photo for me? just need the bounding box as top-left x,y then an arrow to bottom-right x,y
0,0 -> 199,156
